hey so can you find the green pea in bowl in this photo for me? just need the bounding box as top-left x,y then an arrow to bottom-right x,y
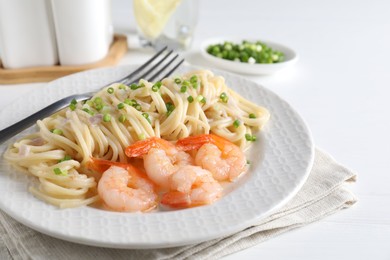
200,38 -> 298,75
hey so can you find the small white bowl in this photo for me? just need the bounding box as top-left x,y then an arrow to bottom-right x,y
200,38 -> 298,75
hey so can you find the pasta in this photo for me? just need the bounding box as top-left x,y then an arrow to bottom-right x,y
4,70 -> 270,209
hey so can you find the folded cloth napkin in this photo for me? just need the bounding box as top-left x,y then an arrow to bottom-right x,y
0,148 -> 356,260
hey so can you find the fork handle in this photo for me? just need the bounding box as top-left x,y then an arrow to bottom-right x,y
0,94 -> 91,145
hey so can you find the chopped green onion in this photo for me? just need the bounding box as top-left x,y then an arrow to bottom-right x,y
135,104 -> 142,111
117,103 -> 125,109
86,100 -> 94,107
53,167 -> 67,176
174,78 -> 182,84
124,99 -> 135,106
196,95 -> 206,104
118,84 -> 127,90
154,81 -> 162,88
69,103 -> 76,111
107,87 -> 114,94
124,98 -> 141,110
95,103 -> 103,111
187,95 -> 194,103
82,108 -> 95,116
103,113 -> 111,122
152,81 -> 162,92
118,114 -> 126,123
190,75 -> 198,84
130,83 -> 145,90
93,97 -> 103,105
206,40 -> 285,64
233,119 -> 241,128
245,134 -> 257,141
249,113 -> 256,119
182,80 -> 190,87
51,129 -> 63,135
138,133 -> 146,140
189,77 -> 198,88
166,102 -> 175,116
190,75 -> 198,88
142,112 -> 151,123
69,98 -> 77,110
220,92 -> 228,103
180,86 -> 187,93
58,155 -> 72,163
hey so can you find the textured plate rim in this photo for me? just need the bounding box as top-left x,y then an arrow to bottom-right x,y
0,64 -> 314,249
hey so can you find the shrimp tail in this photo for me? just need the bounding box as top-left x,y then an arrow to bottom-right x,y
161,191 -> 192,208
87,157 -> 141,175
86,157 -> 128,173
125,137 -> 175,158
176,134 -> 228,152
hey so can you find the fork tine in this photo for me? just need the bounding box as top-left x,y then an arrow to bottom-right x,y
159,58 -> 185,80
146,54 -> 184,82
123,49 -> 174,85
0,48 -> 186,144
146,54 -> 178,82
116,46 -> 168,85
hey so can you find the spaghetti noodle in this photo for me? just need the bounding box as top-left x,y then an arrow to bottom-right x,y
4,70 -> 270,209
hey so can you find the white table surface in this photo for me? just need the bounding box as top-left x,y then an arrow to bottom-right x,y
1,0 -> 390,259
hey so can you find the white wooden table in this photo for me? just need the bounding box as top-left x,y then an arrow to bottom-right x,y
1,0 -> 389,259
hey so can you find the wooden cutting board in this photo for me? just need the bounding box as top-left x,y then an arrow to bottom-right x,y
0,34 -> 128,84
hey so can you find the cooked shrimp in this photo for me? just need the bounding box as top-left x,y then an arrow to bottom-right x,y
88,158 -> 158,212
176,134 -> 247,181
161,165 -> 223,208
125,137 -> 193,189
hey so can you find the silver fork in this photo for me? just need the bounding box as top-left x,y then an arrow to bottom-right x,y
0,47 -> 184,144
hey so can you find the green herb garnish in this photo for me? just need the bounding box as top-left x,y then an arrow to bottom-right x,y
187,96 -> 194,103
107,87 -> 114,94
206,40 -> 285,64
233,119 -> 240,128
166,102 -> 175,116
117,103 -> 125,109
58,155 -> 72,163
245,134 -> 257,141
51,129 -> 63,135
103,113 -> 111,122
220,92 -> 228,103
53,167 -> 68,176
118,114 -> 127,123
69,98 -> 77,111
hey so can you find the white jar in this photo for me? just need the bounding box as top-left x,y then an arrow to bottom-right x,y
0,0 -> 58,69
51,0 -> 113,66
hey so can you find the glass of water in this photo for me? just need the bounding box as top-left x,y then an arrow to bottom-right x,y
133,0 -> 198,50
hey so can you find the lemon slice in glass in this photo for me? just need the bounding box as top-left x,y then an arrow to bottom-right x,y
134,0 -> 182,40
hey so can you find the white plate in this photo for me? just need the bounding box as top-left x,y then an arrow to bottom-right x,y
201,38 -> 299,75
0,64 -> 314,249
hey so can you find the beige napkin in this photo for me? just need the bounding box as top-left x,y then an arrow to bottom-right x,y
0,148 -> 356,260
